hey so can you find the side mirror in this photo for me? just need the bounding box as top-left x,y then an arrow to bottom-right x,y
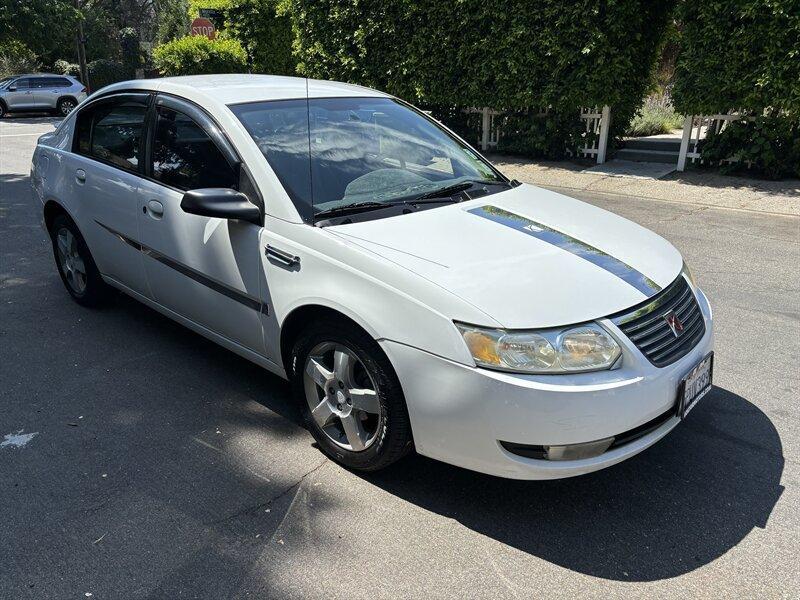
180,188 -> 261,225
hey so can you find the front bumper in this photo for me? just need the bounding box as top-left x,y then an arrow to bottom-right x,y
380,287 -> 714,480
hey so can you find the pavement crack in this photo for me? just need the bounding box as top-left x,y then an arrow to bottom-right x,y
206,458 -> 328,526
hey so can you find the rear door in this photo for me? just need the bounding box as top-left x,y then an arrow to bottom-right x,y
70,93 -> 152,297
136,94 -> 266,354
33,77 -> 70,109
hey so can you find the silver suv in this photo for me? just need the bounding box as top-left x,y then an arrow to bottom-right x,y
0,73 -> 87,118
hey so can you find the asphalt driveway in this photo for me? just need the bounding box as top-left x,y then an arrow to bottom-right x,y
1,117 -> 798,599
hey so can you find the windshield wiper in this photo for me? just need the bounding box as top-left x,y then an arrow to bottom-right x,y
410,179 -> 511,203
314,201 -> 389,219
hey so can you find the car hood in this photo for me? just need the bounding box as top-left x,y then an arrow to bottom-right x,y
329,184 -> 683,329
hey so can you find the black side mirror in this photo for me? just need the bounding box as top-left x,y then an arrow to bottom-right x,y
180,188 -> 261,225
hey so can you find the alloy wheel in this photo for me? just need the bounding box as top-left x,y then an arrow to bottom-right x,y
303,342 -> 382,451
56,227 -> 87,294
59,100 -> 76,116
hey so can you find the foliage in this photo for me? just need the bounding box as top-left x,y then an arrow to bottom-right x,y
0,0 -> 78,67
673,1 -> 800,115
701,115 -> 800,179
120,27 -> 141,77
281,0 -> 676,156
87,58 -> 129,89
156,0 -> 190,43
152,35 -> 247,75
188,0 -> 229,19
225,0 -> 295,74
496,110 -> 591,159
53,59 -> 81,77
0,39 -> 40,77
626,94 -> 684,137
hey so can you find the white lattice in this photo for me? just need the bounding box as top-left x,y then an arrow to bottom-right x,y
468,106 -> 610,164
677,112 -> 755,171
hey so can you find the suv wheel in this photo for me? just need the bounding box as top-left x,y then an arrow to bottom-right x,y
0,102 -> 6,118
56,97 -> 77,116
50,214 -> 114,306
291,320 -> 412,471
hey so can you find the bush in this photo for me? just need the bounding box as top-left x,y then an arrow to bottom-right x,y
88,59 -> 129,90
226,0 -> 296,75
281,0 -> 677,156
496,110 -> 590,159
701,116 -> 800,179
0,40 -> 40,78
673,1 -> 800,115
152,35 -> 247,76
53,60 -> 80,77
626,95 -> 684,137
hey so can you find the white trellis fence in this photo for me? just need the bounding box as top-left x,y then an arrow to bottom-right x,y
677,112 -> 756,171
468,106 -> 611,164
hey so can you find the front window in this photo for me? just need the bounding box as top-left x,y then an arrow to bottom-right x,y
152,106 -> 238,191
231,97 -> 505,223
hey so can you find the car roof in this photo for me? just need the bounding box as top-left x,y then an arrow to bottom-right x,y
104,74 -> 391,105
12,73 -> 74,78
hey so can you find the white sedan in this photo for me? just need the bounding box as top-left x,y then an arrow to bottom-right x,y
30,75 -> 714,479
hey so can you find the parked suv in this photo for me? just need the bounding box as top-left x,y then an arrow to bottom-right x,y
0,74 -> 87,118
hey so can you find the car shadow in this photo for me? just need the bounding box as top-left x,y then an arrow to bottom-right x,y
0,113 -> 62,124
359,386 -> 784,582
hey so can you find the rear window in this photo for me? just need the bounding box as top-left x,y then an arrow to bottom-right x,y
74,96 -> 148,172
34,77 -> 72,88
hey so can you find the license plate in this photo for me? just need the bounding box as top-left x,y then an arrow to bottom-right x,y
678,352 -> 713,419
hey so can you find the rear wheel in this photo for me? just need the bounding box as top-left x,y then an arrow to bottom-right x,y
50,214 -> 114,306
291,320 -> 412,471
56,97 -> 77,117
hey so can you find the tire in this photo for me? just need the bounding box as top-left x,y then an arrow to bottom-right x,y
291,320 -> 412,471
50,214 -> 114,307
56,97 -> 77,117
0,102 -> 6,118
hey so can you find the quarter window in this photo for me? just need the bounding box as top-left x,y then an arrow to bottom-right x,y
151,106 -> 237,191
73,96 -> 148,172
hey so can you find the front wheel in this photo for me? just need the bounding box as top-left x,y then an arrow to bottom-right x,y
291,321 -> 412,471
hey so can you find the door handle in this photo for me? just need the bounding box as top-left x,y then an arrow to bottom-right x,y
75,169 -> 86,183
146,199 -> 164,219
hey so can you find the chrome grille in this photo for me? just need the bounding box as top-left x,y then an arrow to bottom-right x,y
612,276 -> 705,367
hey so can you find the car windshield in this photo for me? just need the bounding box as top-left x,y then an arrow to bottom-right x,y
0,78 -> 14,89
230,97 -> 504,222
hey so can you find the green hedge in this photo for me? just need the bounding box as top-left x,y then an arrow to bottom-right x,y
673,1 -> 800,115
226,0 -> 296,74
702,116 -> 800,179
152,35 -> 247,76
280,0 -> 675,157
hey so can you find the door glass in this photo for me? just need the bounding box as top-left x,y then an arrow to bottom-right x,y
12,78 -> 30,89
152,106 -> 237,191
74,97 -> 147,172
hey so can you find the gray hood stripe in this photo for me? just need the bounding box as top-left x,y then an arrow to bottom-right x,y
468,205 -> 661,296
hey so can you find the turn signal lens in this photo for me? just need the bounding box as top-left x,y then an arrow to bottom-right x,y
456,322 -> 620,374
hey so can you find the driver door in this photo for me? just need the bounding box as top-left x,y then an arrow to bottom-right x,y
136,94 -> 267,355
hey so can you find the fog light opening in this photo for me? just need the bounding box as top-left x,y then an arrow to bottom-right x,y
543,437 -> 615,461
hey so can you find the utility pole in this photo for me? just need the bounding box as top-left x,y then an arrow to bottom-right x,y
74,0 -> 90,92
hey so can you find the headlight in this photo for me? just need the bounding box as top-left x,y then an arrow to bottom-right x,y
455,322 -> 621,374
